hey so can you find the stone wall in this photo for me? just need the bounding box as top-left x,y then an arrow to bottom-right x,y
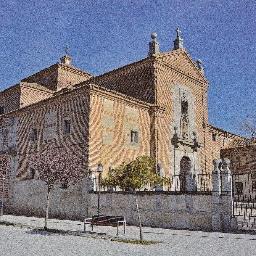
88,87 -> 152,173
5,176 -> 234,232
88,192 -> 213,230
7,179 -> 89,220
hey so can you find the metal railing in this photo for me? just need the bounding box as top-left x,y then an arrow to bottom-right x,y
170,173 -> 212,193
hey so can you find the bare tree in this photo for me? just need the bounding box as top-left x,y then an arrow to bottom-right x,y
241,116 -> 256,140
231,116 -> 256,147
30,142 -> 87,230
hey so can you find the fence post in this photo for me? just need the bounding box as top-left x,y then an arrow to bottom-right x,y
211,159 -> 222,231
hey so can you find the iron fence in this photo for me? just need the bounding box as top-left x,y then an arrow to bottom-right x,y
171,173 -> 212,193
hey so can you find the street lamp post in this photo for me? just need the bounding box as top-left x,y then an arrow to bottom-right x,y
97,163 -> 103,216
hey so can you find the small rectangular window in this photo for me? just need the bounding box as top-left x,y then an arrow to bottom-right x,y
0,106 -> 4,115
212,133 -> 217,141
64,119 -> 71,134
131,130 -> 139,143
30,168 -> 36,179
30,128 -> 38,142
3,129 -> 8,146
235,182 -> 243,195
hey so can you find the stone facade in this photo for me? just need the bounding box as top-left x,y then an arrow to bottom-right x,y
0,30 -> 245,213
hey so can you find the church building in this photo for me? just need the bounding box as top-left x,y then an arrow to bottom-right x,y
0,29 -> 242,202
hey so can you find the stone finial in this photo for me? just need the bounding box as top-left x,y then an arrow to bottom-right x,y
173,27 -> 184,50
196,59 -> 204,73
148,32 -> 160,57
60,46 -> 72,65
222,158 -> 231,173
60,55 -> 72,66
221,158 -> 232,194
213,159 -> 222,172
212,159 -> 222,194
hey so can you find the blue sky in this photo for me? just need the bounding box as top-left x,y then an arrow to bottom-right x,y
0,0 -> 255,135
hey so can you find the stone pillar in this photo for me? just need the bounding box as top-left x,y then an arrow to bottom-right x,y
221,158 -> 235,231
221,158 -> 232,195
211,159 -> 222,231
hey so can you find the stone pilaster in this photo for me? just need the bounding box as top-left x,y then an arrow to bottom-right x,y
211,159 -> 222,231
221,158 -> 234,231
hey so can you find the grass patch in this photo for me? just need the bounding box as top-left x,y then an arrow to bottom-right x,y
0,221 -> 17,227
0,221 -> 27,229
111,238 -> 161,245
30,228 -> 108,238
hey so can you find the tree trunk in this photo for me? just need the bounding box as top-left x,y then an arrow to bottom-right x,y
44,187 -> 51,230
135,193 -> 143,241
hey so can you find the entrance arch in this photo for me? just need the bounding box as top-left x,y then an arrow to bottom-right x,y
180,156 -> 191,192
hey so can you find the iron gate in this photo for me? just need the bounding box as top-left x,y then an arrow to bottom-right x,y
232,173 -> 256,230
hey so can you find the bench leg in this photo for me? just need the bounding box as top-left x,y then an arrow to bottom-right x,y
124,221 -> 126,234
116,222 -> 119,236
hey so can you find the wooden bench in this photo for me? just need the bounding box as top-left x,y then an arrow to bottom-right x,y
84,215 -> 126,236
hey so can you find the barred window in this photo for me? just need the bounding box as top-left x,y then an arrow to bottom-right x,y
30,168 -> 36,179
235,182 -> 243,195
131,130 -> 139,143
64,119 -> 71,134
30,128 -> 38,142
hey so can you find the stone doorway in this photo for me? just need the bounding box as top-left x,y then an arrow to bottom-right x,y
180,156 -> 191,192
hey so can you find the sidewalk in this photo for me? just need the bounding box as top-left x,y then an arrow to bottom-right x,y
0,214 -> 158,241
0,214 -> 256,256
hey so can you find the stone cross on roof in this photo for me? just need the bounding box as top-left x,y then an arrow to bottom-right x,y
176,27 -> 181,37
173,27 -> 184,50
